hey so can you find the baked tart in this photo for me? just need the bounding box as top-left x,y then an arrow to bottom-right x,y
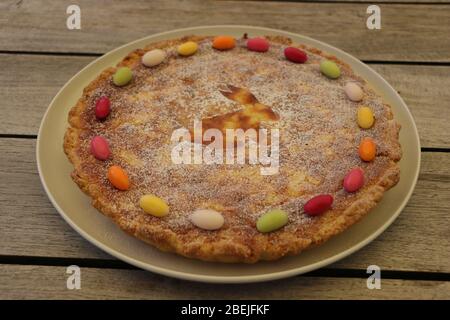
64,34 -> 401,263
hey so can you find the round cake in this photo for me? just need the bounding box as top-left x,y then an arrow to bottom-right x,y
64,34 -> 401,263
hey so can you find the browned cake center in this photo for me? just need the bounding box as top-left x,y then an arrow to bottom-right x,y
194,85 -> 279,145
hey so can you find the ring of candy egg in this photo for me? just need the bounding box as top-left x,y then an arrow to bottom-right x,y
90,35 -> 380,234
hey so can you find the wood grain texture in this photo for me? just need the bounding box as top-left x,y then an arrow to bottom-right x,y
0,138 -> 110,260
0,264 -> 448,299
1,54 -> 449,147
1,138 -> 449,273
1,0 -> 449,61
0,54 -> 91,137
369,64 -> 450,149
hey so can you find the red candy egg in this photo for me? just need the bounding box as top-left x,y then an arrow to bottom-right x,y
90,136 -> 110,160
247,38 -> 270,52
343,168 -> 365,193
284,47 -> 308,63
304,194 -> 334,216
95,96 -> 110,120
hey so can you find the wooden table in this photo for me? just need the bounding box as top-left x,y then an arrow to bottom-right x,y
1,0 -> 449,299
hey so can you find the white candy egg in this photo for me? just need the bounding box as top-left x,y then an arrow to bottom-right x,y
189,209 -> 224,230
344,82 -> 364,102
142,49 -> 166,67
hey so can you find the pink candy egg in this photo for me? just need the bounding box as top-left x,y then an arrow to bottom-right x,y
95,96 -> 111,120
90,136 -> 110,160
247,38 -> 270,52
343,168 -> 365,193
284,47 -> 308,63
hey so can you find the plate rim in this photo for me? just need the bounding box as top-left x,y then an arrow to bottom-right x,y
36,25 -> 421,283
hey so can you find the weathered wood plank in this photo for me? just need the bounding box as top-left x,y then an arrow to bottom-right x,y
1,138 -> 449,273
1,54 -> 448,147
0,54 -> 91,137
1,0 -> 449,61
0,138 -> 111,260
368,64 -> 450,149
1,264 -> 448,299
334,150 -> 450,271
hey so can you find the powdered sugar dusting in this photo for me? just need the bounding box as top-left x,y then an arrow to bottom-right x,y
73,36 -> 400,236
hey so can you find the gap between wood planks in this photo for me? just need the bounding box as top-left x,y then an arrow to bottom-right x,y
1,50 -> 450,67
0,254 -> 449,282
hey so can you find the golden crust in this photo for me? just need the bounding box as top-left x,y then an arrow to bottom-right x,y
64,35 -> 401,263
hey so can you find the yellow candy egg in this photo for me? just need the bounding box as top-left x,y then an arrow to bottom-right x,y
139,194 -> 169,217
177,41 -> 198,56
357,106 -> 375,129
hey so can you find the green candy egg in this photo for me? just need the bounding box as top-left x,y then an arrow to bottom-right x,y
256,209 -> 288,233
113,67 -> 133,86
320,60 -> 341,79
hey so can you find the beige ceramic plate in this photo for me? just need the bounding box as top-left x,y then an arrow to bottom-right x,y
37,26 -> 420,283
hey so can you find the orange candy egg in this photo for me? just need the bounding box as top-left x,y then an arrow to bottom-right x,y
359,138 -> 377,162
212,36 -> 236,50
107,165 -> 130,190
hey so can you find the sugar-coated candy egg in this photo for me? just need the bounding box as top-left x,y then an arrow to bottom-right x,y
284,47 -> 308,63
113,67 -> 132,86
142,49 -> 166,67
189,209 -> 224,230
139,194 -> 169,217
320,60 -> 340,79
95,96 -> 111,120
177,41 -> 198,56
212,36 -> 236,50
357,106 -> 375,129
343,168 -> 364,193
107,165 -> 130,191
344,82 -> 364,102
247,38 -> 270,52
304,194 -> 334,216
90,136 -> 110,160
359,137 -> 377,162
256,209 -> 288,233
